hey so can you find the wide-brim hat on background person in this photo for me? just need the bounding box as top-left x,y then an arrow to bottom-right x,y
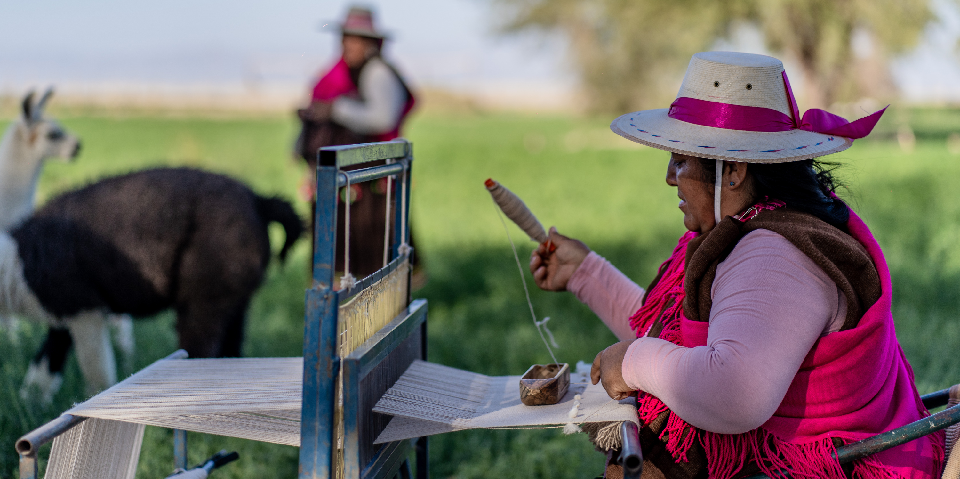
332,6 -> 389,40
610,51 -> 885,164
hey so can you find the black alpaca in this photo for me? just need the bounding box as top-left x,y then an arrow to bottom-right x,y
7,167 -> 303,398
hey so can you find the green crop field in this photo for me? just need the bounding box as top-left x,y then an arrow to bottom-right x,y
1,105 -> 960,478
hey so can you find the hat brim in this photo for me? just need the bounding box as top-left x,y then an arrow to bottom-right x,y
611,109 -> 853,163
340,27 -> 388,39
318,21 -> 390,39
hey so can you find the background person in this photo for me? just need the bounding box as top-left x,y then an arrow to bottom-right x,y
296,6 -> 417,280
530,51 -> 942,478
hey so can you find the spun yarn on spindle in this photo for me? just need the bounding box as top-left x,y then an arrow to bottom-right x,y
485,179 -> 548,243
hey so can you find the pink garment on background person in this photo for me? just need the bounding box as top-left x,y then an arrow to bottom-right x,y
312,59 -> 355,102
568,230 -> 847,433
310,57 -> 416,141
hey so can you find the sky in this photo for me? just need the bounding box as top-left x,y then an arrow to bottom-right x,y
2,0 -> 960,107
0,0 -> 572,107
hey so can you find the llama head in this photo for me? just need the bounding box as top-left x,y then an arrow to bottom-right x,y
15,88 -> 81,164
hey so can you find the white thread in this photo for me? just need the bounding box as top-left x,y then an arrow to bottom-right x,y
491,199 -> 559,365
382,162 -> 393,268
400,163 -> 408,247
714,159 -> 723,225
535,316 -> 559,348
563,422 -> 582,435
339,273 -> 356,290
342,174 -> 352,281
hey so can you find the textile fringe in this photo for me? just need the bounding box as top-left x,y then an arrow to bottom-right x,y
44,418 -> 144,479
699,428 -> 909,479
581,421 -> 624,452
627,232 -> 693,336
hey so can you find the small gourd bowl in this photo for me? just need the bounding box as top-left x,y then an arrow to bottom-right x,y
519,363 -> 570,406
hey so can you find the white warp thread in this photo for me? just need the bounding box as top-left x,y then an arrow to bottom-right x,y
44,418 -> 144,479
67,358 -> 303,446
372,360 -> 638,445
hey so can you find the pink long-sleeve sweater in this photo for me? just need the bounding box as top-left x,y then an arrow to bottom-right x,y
567,229 -> 847,434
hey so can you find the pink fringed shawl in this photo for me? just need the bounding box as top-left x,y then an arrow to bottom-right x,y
629,209 -> 944,478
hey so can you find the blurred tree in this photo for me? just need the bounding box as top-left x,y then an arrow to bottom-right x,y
492,0 -> 932,112
754,0 -> 932,108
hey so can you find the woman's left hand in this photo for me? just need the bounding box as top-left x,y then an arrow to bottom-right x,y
591,340 -> 637,400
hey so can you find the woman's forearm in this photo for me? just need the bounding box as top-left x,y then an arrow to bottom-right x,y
567,252 -> 645,341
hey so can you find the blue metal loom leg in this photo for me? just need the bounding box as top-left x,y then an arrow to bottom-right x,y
173,429 -> 188,470
300,160 -> 340,479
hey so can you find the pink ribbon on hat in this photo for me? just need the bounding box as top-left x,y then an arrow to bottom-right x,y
667,71 -> 887,140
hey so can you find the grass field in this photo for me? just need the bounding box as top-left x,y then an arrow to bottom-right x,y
1,105 -> 960,478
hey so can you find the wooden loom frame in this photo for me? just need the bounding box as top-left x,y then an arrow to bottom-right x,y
14,139 -> 427,479
299,139 -> 427,479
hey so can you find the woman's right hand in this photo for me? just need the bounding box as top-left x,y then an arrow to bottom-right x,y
530,227 -> 590,291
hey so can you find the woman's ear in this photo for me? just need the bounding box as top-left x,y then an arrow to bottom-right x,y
724,161 -> 749,189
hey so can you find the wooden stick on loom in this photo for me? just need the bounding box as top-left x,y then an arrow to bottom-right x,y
485,178 -> 556,252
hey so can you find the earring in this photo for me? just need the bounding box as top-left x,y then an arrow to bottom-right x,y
729,181 -> 735,186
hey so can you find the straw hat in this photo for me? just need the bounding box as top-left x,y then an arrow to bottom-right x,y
334,6 -> 389,40
610,51 -> 884,164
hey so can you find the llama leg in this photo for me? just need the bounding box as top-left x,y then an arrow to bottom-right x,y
1,313 -> 19,344
109,314 -> 135,375
20,327 -> 71,403
176,299 -> 248,358
218,304 -> 249,358
67,312 -> 117,396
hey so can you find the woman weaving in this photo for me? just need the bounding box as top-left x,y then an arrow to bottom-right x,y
530,51 -> 944,478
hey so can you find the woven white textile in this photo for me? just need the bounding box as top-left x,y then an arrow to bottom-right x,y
44,418 -> 144,479
66,357 -> 303,447
373,360 -> 639,444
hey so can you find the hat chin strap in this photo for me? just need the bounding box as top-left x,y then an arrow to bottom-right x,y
714,159 -> 723,225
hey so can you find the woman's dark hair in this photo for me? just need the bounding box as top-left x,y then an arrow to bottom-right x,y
697,158 -> 849,229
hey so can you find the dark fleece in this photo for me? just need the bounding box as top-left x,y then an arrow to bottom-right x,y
11,167 -> 303,358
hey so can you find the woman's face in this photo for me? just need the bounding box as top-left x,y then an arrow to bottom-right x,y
342,35 -> 378,68
666,153 -> 716,233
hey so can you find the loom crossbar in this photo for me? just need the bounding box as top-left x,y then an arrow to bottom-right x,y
318,140 -> 409,169
337,163 -> 405,188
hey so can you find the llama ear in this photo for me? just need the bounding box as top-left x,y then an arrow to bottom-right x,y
21,90 -> 36,124
35,87 -> 54,117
